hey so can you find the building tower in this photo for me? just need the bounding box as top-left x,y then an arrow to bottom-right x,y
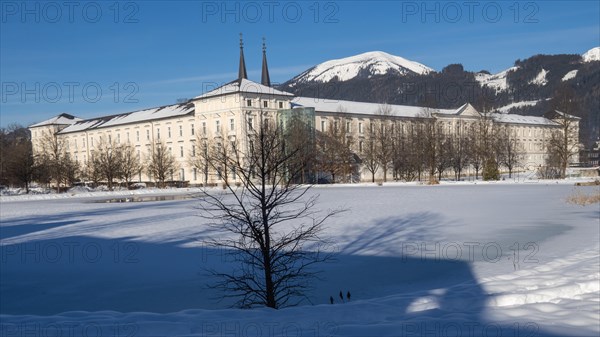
238,33 -> 247,80
261,37 -> 271,87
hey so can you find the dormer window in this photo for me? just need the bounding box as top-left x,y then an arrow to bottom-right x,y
263,101 -> 268,108
247,99 -> 252,107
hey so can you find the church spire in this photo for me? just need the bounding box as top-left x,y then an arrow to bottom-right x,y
238,33 -> 247,80
261,37 -> 271,87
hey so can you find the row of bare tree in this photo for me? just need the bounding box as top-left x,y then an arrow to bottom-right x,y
313,106 -> 526,184
1,107 -> 577,192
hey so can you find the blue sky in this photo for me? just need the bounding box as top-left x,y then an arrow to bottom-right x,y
1,0 -> 599,127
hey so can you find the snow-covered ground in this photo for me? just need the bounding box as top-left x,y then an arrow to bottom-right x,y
1,184 -> 598,336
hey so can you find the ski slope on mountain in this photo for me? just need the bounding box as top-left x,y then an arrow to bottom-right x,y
1,184 -> 598,336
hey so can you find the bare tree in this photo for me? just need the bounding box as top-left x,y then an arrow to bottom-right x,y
282,112 -> 316,184
0,125 -> 37,192
498,126 -> 523,178
360,120 -> 380,183
146,141 -> 179,188
545,86 -> 581,178
121,144 -> 142,186
36,129 -> 71,192
189,137 -> 210,185
450,120 -> 472,181
7,141 -> 36,193
201,113 -> 342,309
92,138 -> 124,190
316,118 -> 354,183
371,105 -> 395,182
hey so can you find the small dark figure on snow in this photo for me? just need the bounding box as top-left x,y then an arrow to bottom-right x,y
339,291 -> 344,302
329,296 -> 334,304
346,291 -> 351,301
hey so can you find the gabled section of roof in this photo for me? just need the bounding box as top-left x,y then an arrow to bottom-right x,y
57,102 -> 195,134
193,78 -> 293,100
29,113 -> 81,128
454,103 -> 481,117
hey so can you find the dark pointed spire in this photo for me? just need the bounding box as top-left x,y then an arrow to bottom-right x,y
261,37 -> 271,87
238,33 -> 247,80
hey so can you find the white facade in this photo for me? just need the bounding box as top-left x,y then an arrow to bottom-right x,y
29,45 -> 579,184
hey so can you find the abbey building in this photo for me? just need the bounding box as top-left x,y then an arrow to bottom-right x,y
29,39 -> 580,185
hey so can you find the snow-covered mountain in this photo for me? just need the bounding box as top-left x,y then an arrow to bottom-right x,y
279,48 -> 599,146
287,51 -> 432,86
582,47 -> 600,62
475,66 -> 518,92
476,47 -> 599,92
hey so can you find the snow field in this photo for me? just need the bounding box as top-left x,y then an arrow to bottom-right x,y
0,184 -> 598,336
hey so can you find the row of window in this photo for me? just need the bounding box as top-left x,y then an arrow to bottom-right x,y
246,99 -> 285,109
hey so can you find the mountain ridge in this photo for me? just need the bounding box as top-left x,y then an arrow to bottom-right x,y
279,47 -> 600,147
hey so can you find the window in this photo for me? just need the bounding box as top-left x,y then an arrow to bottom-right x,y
359,140 -> 364,152
91,138 -> 94,147
168,127 -> 171,138
117,134 -> 121,143
74,139 -> 77,149
82,138 -> 85,147
346,121 -> 351,132
321,120 -> 326,132
230,118 -> 235,131
180,146 -> 184,157
179,125 -> 183,137
157,129 -> 161,139
248,117 -> 254,130
180,168 -> 185,181
216,120 -> 221,133
146,130 -> 150,140
334,121 -> 338,131
202,122 -> 206,135
191,124 -> 195,136
192,145 -> 196,157
247,99 -> 252,107
126,132 -> 130,141
359,122 -> 363,134
193,168 -> 197,181
263,101 -> 268,108
136,131 -> 140,142
278,102 -> 283,109
108,135 -> 112,143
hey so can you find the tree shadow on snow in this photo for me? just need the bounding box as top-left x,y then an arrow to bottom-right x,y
0,216 -> 583,336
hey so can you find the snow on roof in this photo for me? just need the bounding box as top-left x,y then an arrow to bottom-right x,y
491,113 -> 557,126
291,97 -> 457,118
29,113 -> 81,128
294,97 -> 559,126
194,78 -> 293,100
58,102 -> 195,134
